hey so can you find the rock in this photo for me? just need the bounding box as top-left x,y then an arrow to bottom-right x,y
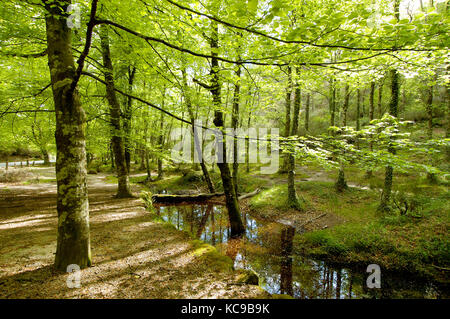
235,269 -> 259,285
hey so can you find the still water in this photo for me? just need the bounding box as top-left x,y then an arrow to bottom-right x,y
154,203 -> 448,299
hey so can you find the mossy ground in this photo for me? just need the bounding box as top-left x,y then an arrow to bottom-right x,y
248,172 -> 449,282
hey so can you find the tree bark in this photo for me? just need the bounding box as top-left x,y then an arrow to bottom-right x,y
366,82 -> 376,178
305,93 -> 310,131
281,66 -> 292,173
287,68 -> 303,210
181,68 -> 215,193
100,25 -> 133,198
44,0 -> 91,271
124,66 -> 136,173
379,68 -> 400,212
210,21 -> 244,238
231,64 -> 241,195
342,85 -> 350,126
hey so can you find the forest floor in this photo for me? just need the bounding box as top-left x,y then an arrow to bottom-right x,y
0,167 -> 269,299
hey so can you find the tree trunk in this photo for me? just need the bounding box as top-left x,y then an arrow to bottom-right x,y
329,77 -> 336,127
366,82 -> 376,178
44,0 -> 91,271
342,85 -> 350,126
157,91 -> 165,180
287,68 -> 303,210
378,80 -> 384,118
42,149 -> 50,165
182,68 -> 215,193
379,68 -> 400,213
426,83 -> 437,183
281,66 -> 292,173
100,25 -> 133,198
210,21 -> 244,238
124,66 -> 136,174
305,93 -> 310,131
231,64 -> 241,195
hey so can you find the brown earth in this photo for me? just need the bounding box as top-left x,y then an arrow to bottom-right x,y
0,167 -> 268,299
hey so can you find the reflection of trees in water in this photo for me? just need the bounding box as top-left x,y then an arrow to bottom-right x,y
155,204 -> 445,299
280,226 -> 295,296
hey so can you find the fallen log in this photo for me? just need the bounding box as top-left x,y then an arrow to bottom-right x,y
151,192 -> 224,204
152,188 -> 261,204
238,188 -> 260,200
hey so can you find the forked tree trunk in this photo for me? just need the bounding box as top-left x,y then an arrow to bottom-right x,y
44,0 -> 91,271
100,25 -> 133,198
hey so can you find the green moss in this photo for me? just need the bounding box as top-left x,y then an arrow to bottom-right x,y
190,240 -> 234,272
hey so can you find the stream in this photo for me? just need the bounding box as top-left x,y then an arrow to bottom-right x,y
154,203 -> 448,299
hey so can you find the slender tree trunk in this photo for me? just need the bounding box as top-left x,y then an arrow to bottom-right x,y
281,66 -> 292,173
210,22 -> 244,237
124,66 -> 136,174
231,63 -> 241,195
246,110 -> 252,173
342,85 -> 350,126
426,83 -> 437,183
100,25 -> 133,198
329,77 -> 336,127
366,82 -> 376,178
379,69 -> 400,212
182,68 -> 215,193
157,89 -> 165,180
378,80 -> 384,117
356,88 -> 361,131
305,93 -> 310,131
287,68 -> 303,210
44,0 -> 91,271
42,149 -> 50,165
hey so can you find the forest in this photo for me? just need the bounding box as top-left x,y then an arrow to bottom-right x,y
0,0 -> 448,300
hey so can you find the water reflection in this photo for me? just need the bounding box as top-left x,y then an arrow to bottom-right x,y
154,203 -> 448,299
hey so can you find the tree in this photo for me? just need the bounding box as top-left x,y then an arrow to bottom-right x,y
100,24 -> 133,198
43,0 -> 98,270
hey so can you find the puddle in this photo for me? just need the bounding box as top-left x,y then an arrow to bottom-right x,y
154,203 -> 448,299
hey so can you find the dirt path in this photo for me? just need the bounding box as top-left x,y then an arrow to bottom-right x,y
0,168 -> 267,299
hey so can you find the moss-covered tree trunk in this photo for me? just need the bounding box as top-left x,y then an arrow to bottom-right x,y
44,0 -> 91,271
100,25 -> 133,198
210,21 -> 244,237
